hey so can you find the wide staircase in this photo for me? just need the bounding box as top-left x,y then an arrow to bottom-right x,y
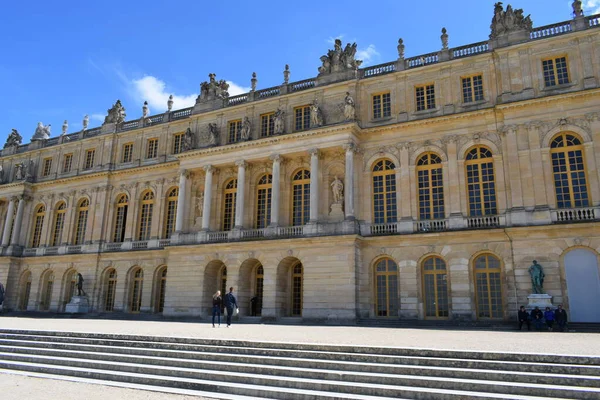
0,329 -> 598,399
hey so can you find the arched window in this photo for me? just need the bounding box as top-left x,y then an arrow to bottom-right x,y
473,253 -> 503,319
51,202 -> 66,246
156,266 -> 167,313
41,271 -> 54,311
31,204 -> 46,247
18,271 -> 32,311
465,147 -> 497,216
422,256 -> 449,318
138,191 -> 154,240
256,174 -> 272,228
416,153 -> 445,220
113,194 -> 129,243
73,198 -> 89,245
374,258 -> 398,317
104,269 -> 117,312
291,262 -> 303,316
550,133 -> 590,209
255,265 -> 264,316
163,188 -> 179,238
222,179 -> 237,231
372,159 -> 397,223
130,268 -> 144,313
63,270 -> 77,306
219,266 -> 227,297
292,169 -> 310,226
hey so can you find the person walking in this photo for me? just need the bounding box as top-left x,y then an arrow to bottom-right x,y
555,304 -> 568,332
518,306 -> 531,331
544,307 -> 555,331
224,287 -> 238,328
212,290 -> 222,328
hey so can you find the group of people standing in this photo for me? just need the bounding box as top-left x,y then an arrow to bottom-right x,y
212,287 -> 238,328
518,305 -> 568,331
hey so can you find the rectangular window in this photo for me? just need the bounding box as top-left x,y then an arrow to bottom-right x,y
42,158 -> 52,177
146,138 -> 158,159
294,105 -> 311,131
228,120 -> 243,143
542,56 -> 569,87
260,113 -> 275,137
122,143 -> 133,163
372,92 -> 391,119
63,154 -> 73,173
173,133 -> 184,154
416,84 -> 436,111
462,75 -> 484,103
84,149 -> 95,170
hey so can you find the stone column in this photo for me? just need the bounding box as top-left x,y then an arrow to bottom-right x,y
309,148 -> 319,222
445,136 -> 461,215
526,123 -> 549,208
10,196 -> 26,246
269,154 -> 281,227
175,170 -> 188,233
201,165 -> 214,231
343,143 -> 356,220
234,160 -> 247,229
503,126 -> 524,209
1,198 -> 16,246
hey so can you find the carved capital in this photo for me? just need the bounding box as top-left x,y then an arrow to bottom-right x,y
308,148 -> 319,157
343,142 -> 356,153
526,122 -> 541,132
585,112 -> 599,122
203,165 -> 215,174
270,154 -> 282,163
235,160 -> 248,169
396,142 -> 411,152
500,125 -> 517,137
442,134 -> 458,145
179,169 -> 190,179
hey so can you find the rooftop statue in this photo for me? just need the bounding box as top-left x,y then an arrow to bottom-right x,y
490,2 -> 533,39
199,73 -> 230,102
4,129 -> 22,148
61,120 -> 68,136
82,115 -> 89,131
31,122 -> 51,141
318,39 -> 362,76
104,100 -> 126,125
573,1 -> 583,17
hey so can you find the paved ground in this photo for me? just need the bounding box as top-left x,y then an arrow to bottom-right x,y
0,316 -> 598,399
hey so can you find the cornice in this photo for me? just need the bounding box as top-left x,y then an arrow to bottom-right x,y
496,87 -> 600,111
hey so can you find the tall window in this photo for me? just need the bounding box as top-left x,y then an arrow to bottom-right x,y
63,153 -> 73,173
42,158 -> 52,177
51,202 -> 67,246
104,269 -> 117,312
222,179 -> 237,231
31,204 -> 46,247
41,272 -> 54,311
146,138 -> 158,159
18,271 -> 32,311
138,191 -> 154,240
422,256 -> 449,318
74,198 -> 89,245
474,254 -> 503,319
163,187 -> 178,238
465,147 -> 497,216
374,258 -> 398,317
256,174 -> 272,228
417,153 -> 445,220
130,268 -> 143,313
551,133 -> 590,209
84,149 -> 95,170
156,267 -> 167,313
228,120 -> 242,143
173,133 -> 184,154
543,56 -> 569,87
372,159 -> 397,224
462,75 -> 484,103
122,143 -> 133,163
255,265 -> 264,316
416,84 -> 436,111
372,92 -> 391,119
292,169 -> 310,226
113,194 -> 129,243
294,105 -> 311,131
291,262 -> 303,316
261,113 -> 275,137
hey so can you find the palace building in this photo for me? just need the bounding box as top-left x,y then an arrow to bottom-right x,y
1,3 -> 600,323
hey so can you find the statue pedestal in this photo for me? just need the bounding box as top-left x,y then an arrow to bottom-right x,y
328,203 -> 344,222
526,294 -> 553,310
65,296 -> 89,313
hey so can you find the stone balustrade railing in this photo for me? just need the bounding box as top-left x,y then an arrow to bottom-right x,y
361,61 -> 397,78
551,206 -> 599,223
530,21 -> 573,40
452,41 -> 489,59
290,78 -> 316,92
256,86 -> 280,99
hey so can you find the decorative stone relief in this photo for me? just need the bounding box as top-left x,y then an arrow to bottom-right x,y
4,129 -> 22,148
539,116 -> 592,147
31,122 -> 51,141
489,2 -> 533,39
317,39 -> 362,76
103,100 -> 126,125
198,73 -> 229,102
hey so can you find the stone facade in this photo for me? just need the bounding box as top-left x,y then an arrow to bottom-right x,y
1,4 -> 600,323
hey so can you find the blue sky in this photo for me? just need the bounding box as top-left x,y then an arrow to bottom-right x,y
0,0 -> 597,144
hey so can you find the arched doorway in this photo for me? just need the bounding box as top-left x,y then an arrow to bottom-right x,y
473,253 -> 503,319
422,256 -> 449,318
565,249 -> 600,322
18,271 -> 32,311
239,259 -> 264,317
62,269 -> 77,311
374,257 -> 398,317
276,257 -> 303,317
203,260 -> 227,315
103,268 -> 117,312
154,266 -> 167,313
129,267 -> 144,313
40,271 -> 55,311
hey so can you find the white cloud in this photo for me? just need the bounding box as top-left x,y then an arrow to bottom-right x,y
131,76 -> 197,114
356,44 -> 380,66
327,34 -> 345,45
227,81 -> 251,96
90,113 -> 105,122
585,1 -> 600,14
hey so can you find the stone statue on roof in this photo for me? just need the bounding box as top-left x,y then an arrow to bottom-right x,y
104,100 -> 126,125
199,73 -> 230,102
4,129 -> 22,148
490,2 -> 532,39
318,39 -> 362,76
32,122 -> 51,141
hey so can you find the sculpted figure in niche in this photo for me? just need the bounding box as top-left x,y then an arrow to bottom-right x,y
528,260 -> 545,294
14,164 -> 24,180
196,191 -> 204,217
310,99 -> 324,128
331,176 -> 344,204
24,160 -> 35,180
343,92 -> 356,121
240,117 -> 252,141
183,127 -> 195,151
274,108 -> 285,134
208,123 -> 219,146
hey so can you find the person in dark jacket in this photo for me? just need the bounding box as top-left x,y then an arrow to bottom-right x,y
555,304 -> 568,332
531,306 -> 544,330
224,287 -> 238,327
212,291 -> 223,328
544,307 -> 555,331
518,306 -> 530,331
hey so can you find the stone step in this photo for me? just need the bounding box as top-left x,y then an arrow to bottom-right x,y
2,343 -> 600,387
0,360 -> 573,400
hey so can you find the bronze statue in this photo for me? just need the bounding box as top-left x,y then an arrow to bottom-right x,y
77,273 -> 86,296
528,260 -> 545,294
